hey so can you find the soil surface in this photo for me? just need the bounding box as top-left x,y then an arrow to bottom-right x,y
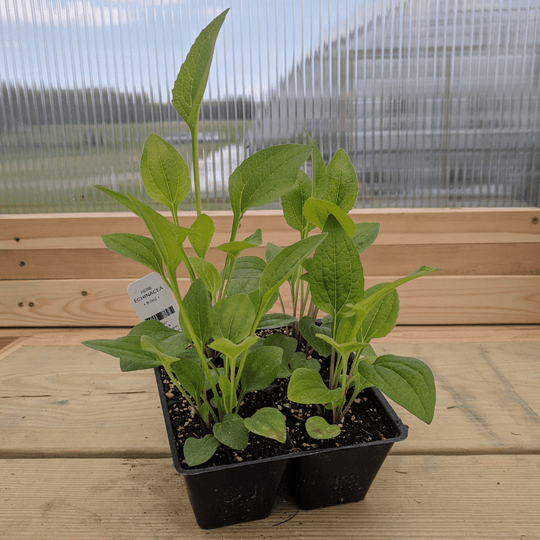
157,353 -> 400,470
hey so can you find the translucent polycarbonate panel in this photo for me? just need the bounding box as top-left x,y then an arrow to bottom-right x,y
1,0 -> 539,213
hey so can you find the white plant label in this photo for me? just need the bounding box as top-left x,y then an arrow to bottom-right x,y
127,272 -> 181,331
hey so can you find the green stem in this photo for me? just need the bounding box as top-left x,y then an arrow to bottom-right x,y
190,124 -> 202,217
171,206 -> 196,282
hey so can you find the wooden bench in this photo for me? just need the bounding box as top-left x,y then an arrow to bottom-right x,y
1,208 -> 539,538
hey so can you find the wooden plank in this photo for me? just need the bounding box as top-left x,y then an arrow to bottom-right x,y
2,208 -> 539,250
0,455 -> 538,539
0,345 -> 169,457
1,341 -> 539,455
3,241 -> 538,280
3,325 -> 540,346
1,275 -> 539,327
375,341 -> 540,454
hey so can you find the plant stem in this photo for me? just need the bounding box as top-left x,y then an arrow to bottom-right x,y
190,124 -> 202,217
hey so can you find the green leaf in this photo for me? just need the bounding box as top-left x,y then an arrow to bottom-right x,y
180,279 -> 212,346
358,286 -> 400,342
244,408 -> 286,444
288,368 -> 342,405
323,148 -> 358,212
349,266 -> 440,323
298,316 -> 333,357
259,234 -> 327,309
126,194 -> 190,270
188,257 -> 222,296
227,255 -> 266,296
303,197 -> 356,235
310,215 -> 364,317
289,352 -> 321,372
229,144 -> 313,221
351,223 -> 380,253
171,10 -> 229,128
213,413 -> 249,450
95,185 -> 141,216
241,346 -> 282,392
127,320 -> 179,338
315,334 -> 368,360
217,228 -> 262,257
158,334 -> 192,357
208,336 -> 258,361
83,336 -> 155,362
210,293 -> 255,343
356,355 -> 436,424
101,233 -> 164,276
257,313 -> 297,330
171,358 -> 206,398
140,133 -> 191,212
188,213 -> 215,258
281,170 -> 313,232
184,434 -> 220,467
264,242 -> 282,263
118,356 -> 162,372
305,416 -> 341,439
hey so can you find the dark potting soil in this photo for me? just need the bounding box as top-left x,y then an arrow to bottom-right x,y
157,356 -> 399,470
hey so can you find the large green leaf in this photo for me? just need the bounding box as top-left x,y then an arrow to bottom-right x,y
171,10 -> 229,128
298,316 -> 333,357
171,358 -> 206,399
140,133 -> 191,212
337,266 -> 439,344
323,148 -> 358,212
188,213 -> 215,258
358,286 -> 400,342
305,416 -> 341,439
184,434 -> 220,466
257,313 -> 297,330
351,223 -> 380,253
216,229 -> 262,257
101,233 -> 164,276
240,346 -> 282,393
188,257 -> 222,296
180,279 -> 212,346
229,144 -> 312,221
95,185 -> 141,216
227,255 -> 266,296
258,234 -> 326,310
213,413 -> 249,450
356,355 -> 436,424
210,293 -> 255,343
310,215 -> 364,317
126,194 -> 190,270
244,408 -> 286,444
287,368 -> 342,405
303,197 -> 356,235
281,170 -> 312,232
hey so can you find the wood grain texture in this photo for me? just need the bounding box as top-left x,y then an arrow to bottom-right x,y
3,241 -> 538,280
3,325 -> 540,344
2,275 -> 539,327
2,208 -> 538,250
0,455 -> 538,539
1,341 -> 539,456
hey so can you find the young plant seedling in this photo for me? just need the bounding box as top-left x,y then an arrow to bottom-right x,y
83,10 -> 327,466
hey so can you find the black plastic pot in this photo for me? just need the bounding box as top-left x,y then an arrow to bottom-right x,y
154,369 -> 408,527
154,368 -> 290,529
284,387 -> 408,510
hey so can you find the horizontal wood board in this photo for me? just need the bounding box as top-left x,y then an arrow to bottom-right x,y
2,208 -> 539,250
1,208 -> 539,326
1,337 -> 539,457
2,275 -> 539,327
1,455 -> 538,539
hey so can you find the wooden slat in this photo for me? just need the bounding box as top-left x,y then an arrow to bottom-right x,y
0,455 -> 538,539
3,325 -> 540,345
1,275 -> 539,327
1,208 -> 539,250
3,241 -> 539,280
1,340 -> 539,456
